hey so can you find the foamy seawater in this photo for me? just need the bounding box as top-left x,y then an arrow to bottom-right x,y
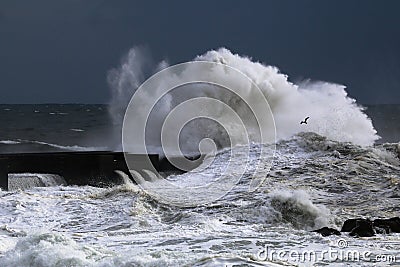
0,133 -> 399,266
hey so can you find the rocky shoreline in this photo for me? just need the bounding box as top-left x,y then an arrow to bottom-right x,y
314,217 -> 400,237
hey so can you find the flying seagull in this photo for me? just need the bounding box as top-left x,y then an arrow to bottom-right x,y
300,117 -> 309,124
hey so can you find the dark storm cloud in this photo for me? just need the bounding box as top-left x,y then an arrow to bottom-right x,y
0,0 -> 399,104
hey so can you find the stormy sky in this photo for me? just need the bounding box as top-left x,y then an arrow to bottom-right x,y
0,0 -> 399,104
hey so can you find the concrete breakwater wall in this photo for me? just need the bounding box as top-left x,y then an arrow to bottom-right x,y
0,151 -> 170,190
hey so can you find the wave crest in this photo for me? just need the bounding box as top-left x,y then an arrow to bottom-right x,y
108,47 -> 379,152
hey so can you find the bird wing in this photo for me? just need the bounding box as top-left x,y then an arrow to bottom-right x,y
305,117 -> 310,122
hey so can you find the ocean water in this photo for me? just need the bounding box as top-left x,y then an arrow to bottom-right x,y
0,104 -> 399,266
0,48 -> 399,266
0,104 -> 112,153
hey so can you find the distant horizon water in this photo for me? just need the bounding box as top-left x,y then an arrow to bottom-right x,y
0,103 -> 398,155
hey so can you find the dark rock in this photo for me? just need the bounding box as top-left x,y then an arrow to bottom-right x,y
341,218 -> 367,232
340,217 -> 400,237
313,227 -> 341,237
373,217 -> 400,233
349,219 -> 375,237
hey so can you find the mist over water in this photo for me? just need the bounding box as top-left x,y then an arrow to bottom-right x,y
107,47 -> 168,151
108,47 -> 379,153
